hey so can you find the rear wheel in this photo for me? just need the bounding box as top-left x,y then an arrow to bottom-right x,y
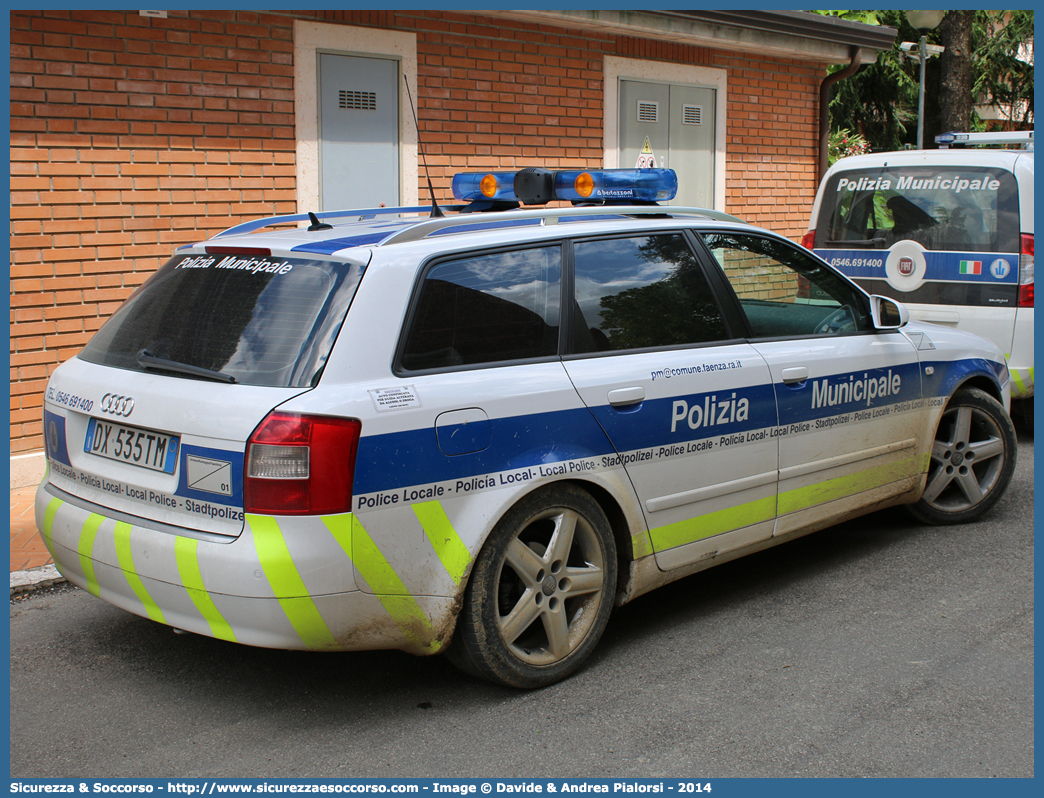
908,388 -> 1017,525
447,485 -> 617,688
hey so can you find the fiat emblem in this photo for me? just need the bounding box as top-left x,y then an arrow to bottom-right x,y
898,257 -> 915,276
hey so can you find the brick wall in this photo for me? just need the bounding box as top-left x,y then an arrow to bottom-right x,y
721,54 -> 821,234
407,10 -> 611,191
9,9 -> 823,458
10,9 -> 298,455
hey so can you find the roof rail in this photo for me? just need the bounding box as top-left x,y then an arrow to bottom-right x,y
214,205 -> 466,238
376,205 -> 745,247
935,130 -> 1034,150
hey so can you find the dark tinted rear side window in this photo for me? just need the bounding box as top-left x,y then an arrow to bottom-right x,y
78,253 -> 364,387
572,234 -> 729,352
400,246 -> 561,370
816,166 -> 1019,253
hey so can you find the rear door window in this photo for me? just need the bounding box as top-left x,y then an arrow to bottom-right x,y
571,233 -> 730,352
816,166 -> 1019,253
399,245 -> 562,371
78,252 -> 365,388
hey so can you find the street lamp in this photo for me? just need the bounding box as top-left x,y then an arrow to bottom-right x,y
906,10 -> 946,149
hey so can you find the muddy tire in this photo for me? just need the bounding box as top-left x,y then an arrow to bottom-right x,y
908,388 -> 1017,525
446,484 -> 617,689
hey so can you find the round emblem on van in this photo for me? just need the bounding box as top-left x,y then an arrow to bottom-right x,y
48,419 -> 59,456
100,393 -> 135,417
989,258 -> 1011,280
885,240 -> 927,293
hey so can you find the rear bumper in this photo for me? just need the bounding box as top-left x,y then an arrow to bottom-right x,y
34,481 -> 453,654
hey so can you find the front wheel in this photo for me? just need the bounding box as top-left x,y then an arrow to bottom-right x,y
447,485 -> 617,689
908,387 -> 1017,525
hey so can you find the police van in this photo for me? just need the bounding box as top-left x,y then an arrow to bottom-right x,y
803,131 -> 1034,430
37,167 -> 1017,688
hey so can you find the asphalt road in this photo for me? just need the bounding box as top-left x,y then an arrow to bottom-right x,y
10,435 -> 1033,779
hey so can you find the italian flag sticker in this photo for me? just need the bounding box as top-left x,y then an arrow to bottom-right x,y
960,260 -> 982,275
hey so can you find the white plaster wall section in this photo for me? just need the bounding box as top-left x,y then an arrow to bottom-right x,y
294,20 -> 419,212
603,55 -> 727,210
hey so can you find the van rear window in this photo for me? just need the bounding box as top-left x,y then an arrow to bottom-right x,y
78,253 -> 365,387
816,166 -> 1019,253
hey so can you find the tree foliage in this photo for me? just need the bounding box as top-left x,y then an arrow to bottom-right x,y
813,10 -> 1034,151
973,11 -> 1034,128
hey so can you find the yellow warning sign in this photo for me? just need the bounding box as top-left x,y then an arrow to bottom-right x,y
636,137 -> 655,168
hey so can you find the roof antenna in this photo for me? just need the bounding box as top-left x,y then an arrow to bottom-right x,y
404,76 -> 444,218
307,211 -> 332,231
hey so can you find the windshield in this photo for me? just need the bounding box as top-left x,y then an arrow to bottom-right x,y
816,165 -> 1019,253
78,252 -> 366,387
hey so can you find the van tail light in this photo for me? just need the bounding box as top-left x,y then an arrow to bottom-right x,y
1018,233 -> 1033,308
245,412 -> 361,515
800,230 -> 816,250
796,275 -> 811,298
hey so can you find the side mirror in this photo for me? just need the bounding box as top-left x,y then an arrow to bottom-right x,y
870,295 -> 910,329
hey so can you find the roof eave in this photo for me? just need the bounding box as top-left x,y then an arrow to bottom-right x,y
488,9 -> 896,65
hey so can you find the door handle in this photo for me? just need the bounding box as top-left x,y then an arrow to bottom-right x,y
608,387 -> 645,407
781,367 -> 809,384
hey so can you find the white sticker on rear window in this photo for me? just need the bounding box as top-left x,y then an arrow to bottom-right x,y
369,386 -> 422,413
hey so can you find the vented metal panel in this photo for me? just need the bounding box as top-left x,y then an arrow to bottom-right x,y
637,101 -> 659,123
339,90 -> 377,110
619,79 -> 715,208
318,53 -> 399,210
682,104 -> 703,125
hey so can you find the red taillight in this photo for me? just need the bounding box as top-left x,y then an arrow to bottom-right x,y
800,230 -> 816,250
244,412 -> 361,515
1018,283 -> 1034,307
1019,233 -> 1034,308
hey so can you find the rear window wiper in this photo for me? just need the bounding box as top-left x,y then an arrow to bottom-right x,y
823,237 -> 887,249
136,349 -> 237,384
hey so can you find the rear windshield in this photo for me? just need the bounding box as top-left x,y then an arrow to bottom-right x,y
78,252 -> 365,387
816,166 -> 1019,253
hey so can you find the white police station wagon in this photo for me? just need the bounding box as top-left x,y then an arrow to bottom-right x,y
37,168 -> 1017,688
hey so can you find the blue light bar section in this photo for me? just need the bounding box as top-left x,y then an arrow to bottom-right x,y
554,169 -> 678,203
451,168 -> 678,205
451,172 -> 520,202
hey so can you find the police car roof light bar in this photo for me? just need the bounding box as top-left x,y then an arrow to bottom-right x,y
452,168 -> 679,207
215,170 -> 691,242
935,130 -> 1033,149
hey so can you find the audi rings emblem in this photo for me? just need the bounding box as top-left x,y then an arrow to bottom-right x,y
100,393 -> 135,417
